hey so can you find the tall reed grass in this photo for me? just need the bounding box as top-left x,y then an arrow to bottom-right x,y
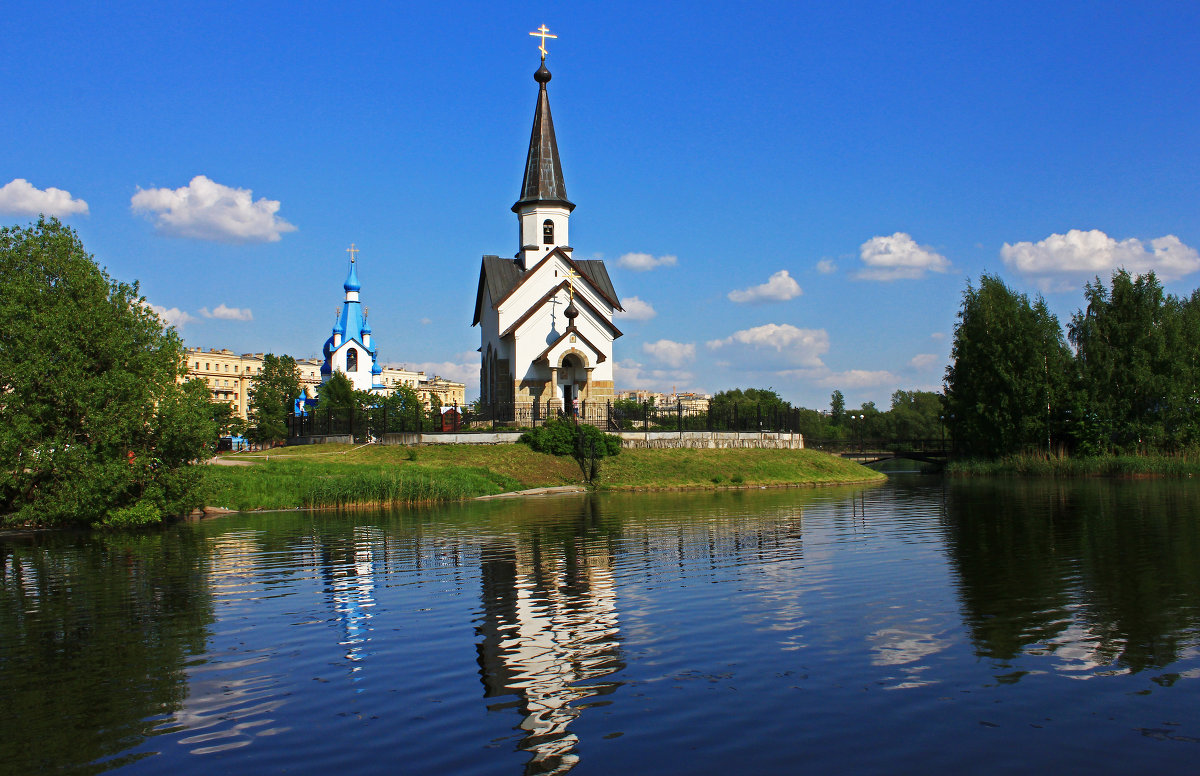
947,452 -> 1200,478
203,460 -> 519,512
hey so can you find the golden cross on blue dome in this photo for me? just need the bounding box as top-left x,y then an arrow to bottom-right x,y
529,24 -> 557,60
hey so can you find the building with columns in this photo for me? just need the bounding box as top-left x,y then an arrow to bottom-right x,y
473,41 -> 622,414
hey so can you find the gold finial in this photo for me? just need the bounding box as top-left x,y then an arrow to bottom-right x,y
530,24 -> 557,60
336,306 -> 342,319
346,243 -> 359,262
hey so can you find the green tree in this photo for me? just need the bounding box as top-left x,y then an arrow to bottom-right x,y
314,371 -> 363,412
830,389 -> 846,425
1069,270 -> 1176,451
945,274 -> 1072,458
887,390 -> 943,440
247,354 -> 301,445
0,218 -> 215,526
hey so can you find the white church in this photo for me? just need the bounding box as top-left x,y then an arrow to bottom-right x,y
320,247 -> 387,394
473,34 -> 623,414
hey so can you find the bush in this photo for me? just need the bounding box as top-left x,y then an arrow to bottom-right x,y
520,419 -> 622,484
520,419 -> 621,457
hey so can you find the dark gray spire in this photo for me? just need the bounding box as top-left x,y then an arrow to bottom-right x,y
512,63 -> 575,214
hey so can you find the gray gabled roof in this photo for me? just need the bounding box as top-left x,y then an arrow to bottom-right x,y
473,255 -> 524,326
574,260 -> 621,310
472,251 -> 623,327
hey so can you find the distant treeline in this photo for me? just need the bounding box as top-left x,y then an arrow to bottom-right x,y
640,387 -> 946,445
946,270 -> 1200,458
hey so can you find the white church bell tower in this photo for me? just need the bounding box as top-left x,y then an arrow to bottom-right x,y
472,26 -> 623,417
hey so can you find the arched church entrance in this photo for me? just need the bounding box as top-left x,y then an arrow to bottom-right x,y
557,352 -> 588,415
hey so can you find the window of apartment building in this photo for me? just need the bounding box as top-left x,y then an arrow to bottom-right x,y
206,363 -> 210,370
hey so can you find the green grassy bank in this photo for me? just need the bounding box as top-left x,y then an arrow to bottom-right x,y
204,444 -> 885,512
946,453 -> 1200,478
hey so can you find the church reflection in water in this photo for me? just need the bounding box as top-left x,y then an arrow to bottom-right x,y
320,526 -> 384,680
475,518 -> 624,774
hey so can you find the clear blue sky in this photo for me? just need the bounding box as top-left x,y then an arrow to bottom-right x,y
5,1 -> 1198,409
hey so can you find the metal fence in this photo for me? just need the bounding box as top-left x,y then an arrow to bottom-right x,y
287,401 -> 806,441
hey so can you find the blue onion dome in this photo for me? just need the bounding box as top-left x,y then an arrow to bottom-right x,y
344,261 -> 361,292
371,362 -> 382,376
362,317 -> 372,335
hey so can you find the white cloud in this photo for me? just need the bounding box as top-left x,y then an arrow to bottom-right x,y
1001,229 -> 1200,291
728,270 -> 802,303
642,339 -> 696,368
819,369 -> 898,388
420,317 -> 432,325
857,232 -> 951,280
616,296 -> 657,321
613,358 -> 694,392
0,178 -> 89,217
816,258 -> 837,274
199,303 -> 253,321
617,252 -> 678,271
909,353 -> 939,370
707,323 -> 829,368
149,304 -> 197,329
930,332 -> 946,341
131,175 -> 296,243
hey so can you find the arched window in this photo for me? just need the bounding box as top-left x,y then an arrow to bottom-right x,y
346,348 -> 358,372
543,219 -> 554,245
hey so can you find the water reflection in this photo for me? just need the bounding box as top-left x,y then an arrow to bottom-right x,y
0,530 -> 213,772
475,497 -> 624,774
941,478 -> 1200,678
322,526 -> 383,673
4,480 -> 1200,774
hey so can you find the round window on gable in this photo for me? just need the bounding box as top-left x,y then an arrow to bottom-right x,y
543,219 -> 554,245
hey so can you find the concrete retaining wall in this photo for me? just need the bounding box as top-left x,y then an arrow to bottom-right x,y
287,434 -> 353,445
380,431 -> 524,446
304,430 -> 802,449
616,431 -> 803,450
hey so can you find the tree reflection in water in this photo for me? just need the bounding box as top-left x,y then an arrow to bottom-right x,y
0,531 -> 214,772
942,478 -> 1200,678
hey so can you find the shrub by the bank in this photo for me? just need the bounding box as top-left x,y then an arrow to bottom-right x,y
519,420 -> 622,457
520,419 -> 621,484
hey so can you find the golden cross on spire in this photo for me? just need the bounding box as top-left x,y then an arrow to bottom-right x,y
346,243 -> 359,262
565,267 -> 581,303
530,24 -> 557,60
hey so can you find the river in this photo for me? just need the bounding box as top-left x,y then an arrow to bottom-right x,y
2,476 -> 1199,774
